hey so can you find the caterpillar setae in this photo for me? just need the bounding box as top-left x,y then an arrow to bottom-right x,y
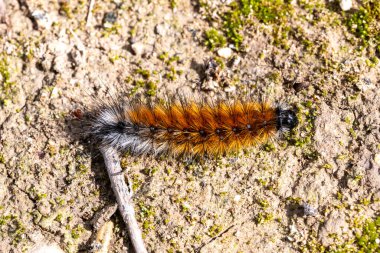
88,97 -> 298,157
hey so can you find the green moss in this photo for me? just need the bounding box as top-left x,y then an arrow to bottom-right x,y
131,174 -> 143,191
0,214 -> 12,226
59,1 -> 73,18
169,0 -> 177,9
142,219 -> 155,231
255,212 -> 274,224
257,178 -> 268,187
36,192 -> 47,201
0,57 -> 16,106
345,1 -> 380,53
207,224 -> 223,237
55,213 -> 63,222
137,202 -> 156,232
164,67 -> 177,81
0,214 -> 26,244
204,29 -> 227,50
102,23 -> 121,37
203,0 -> 292,50
245,0 -> 291,24
158,52 -> 180,65
302,216 -> 380,252
273,25 -> 291,49
366,56 -> 379,67
257,199 -> 270,209
355,217 -> 380,252
158,52 -> 169,61
136,68 -> 151,79
166,55 -> 180,65
0,153 -> 5,164
359,197 -> 371,206
108,54 -> 120,64
142,166 -> 158,176
71,224 -> 84,240
47,144 -> 57,157
266,71 -> 282,84
287,101 -> 318,154
77,164 -> 88,175
145,80 -> 157,96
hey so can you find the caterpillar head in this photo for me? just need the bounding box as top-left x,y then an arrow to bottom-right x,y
276,108 -> 298,131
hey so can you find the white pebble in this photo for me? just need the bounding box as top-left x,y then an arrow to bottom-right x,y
224,85 -> 236,93
50,87 -> 59,99
374,153 -> 380,167
155,24 -> 168,36
217,47 -> 232,59
32,10 -> 52,29
233,195 -> 241,202
131,42 -> 145,56
30,244 -> 64,253
340,0 -> 352,11
182,202 -> 191,209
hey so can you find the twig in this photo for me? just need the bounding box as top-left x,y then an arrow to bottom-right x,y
86,0 -> 95,27
93,221 -> 114,253
100,146 -> 147,253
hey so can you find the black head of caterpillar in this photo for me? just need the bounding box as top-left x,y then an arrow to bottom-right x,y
276,108 -> 298,132
88,98 -> 299,157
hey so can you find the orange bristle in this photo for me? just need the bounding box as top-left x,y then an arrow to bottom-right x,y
89,98 -> 298,157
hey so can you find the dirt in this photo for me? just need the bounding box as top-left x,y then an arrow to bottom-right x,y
0,0 -> 379,252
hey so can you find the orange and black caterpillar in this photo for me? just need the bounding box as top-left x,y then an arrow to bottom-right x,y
89,98 -> 298,156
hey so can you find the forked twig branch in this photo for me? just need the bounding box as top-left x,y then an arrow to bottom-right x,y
100,146 -> 147,253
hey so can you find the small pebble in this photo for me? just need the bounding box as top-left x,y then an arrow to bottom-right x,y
217,47 -> 232,59
302,203 -> 317,216
52,56 -> 66,73
224,85 -> 236,93
340,0 -> 352,11
155,23 -> 168,36
182,202 -> 191,209
50,87 -> 59,99
104,12 -> 117,24
201,80 -> 219,91
231,56 -> 241,67
131,42 -> 145,56
70,48 -> 85,67
32,10 -> 52,29
233,194 -> 241,202
374,153 -> 380,167
30,244 -> 64,253
356,78 -> 376,92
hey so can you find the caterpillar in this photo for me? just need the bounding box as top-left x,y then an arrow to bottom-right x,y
88,97 -> 298,157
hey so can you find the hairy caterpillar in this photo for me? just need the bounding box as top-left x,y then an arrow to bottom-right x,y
88,97 -> 298,157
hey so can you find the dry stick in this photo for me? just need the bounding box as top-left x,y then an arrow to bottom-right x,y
100,146 -> 148,253
86,0 -> 95,26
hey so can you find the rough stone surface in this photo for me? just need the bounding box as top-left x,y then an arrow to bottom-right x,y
0,0 -> 379,252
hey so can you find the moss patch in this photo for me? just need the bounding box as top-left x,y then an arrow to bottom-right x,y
345,1 -> 380,54
0,57 -> 16,106
202,0 -> 293,50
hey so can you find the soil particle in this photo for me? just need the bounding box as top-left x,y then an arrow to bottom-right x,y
314,103 -> 349,165
318,211 -> 349,246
